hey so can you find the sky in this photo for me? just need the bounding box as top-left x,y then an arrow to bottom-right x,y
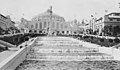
0,0 -> 120,22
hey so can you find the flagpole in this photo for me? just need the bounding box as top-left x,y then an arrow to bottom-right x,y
118,2 -> 120,8
48,6 -> 52,36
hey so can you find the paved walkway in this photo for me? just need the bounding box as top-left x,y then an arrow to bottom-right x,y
74,38 -> 120,60
0,49 -> 17,63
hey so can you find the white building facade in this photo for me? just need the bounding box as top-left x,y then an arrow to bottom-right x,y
20,7 -> 81,35
0,14 -> 15,30
94,12 -> 120,35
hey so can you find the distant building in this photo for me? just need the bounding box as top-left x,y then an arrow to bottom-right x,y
15,21 -> 27,33
90,12 -> 120,35
0,14 -> 15,29
0,14 -> 16,34
78,20 -> 90,34
20,7 -> 81,35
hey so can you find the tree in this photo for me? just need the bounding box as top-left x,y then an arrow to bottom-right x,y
86,68 -> 91,70
113,26 -> 120,37
0,27 -> 5,35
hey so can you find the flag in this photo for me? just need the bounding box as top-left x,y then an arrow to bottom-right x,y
95,12 -> 97,15
81,19 -> 85,24
105,10 -> 108,13
91,15 -> 93,17
49,6 -> 52,14
47,6 -> 52,14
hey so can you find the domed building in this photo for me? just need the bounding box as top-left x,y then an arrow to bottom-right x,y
20,6 -> 81,35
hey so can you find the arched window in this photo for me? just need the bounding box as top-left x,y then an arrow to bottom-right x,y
36,23 -> 38,29
52,22 -> 55,28
34,30 -> 37,33
29,30 -> 32,33
39,22 -> 42,29
56,23 -> 59,29
44,22 -> 47,28
31,25 -> 34,28
61,24 -> 63,29
39,31 -> 42,33
62,31 -> 64,33
67,31 -> 69,34
74,32 -> 76,34
48,22 -> 50,27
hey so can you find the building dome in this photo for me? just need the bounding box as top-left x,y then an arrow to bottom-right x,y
31,7 -> 65,22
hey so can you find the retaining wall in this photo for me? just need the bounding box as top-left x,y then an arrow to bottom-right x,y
0,40 -> 16,48
0,37 -> 37,70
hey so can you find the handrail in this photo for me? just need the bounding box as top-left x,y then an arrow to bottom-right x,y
0,40 -> 16,47
0,37 -> 37,70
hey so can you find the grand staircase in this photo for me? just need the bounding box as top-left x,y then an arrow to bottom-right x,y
15,37 -> 120,70
26,37 -> 113,61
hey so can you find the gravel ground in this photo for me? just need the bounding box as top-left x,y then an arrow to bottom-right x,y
15,60 -> 120,70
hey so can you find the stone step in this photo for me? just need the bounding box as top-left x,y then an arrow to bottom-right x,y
27,52 -> 112,56
26,55 -> 113,61
27,37 -> 114,61
0,44 -> 6,48
30,48 -> 98,53
32,45 -> 98,50
0,44 -> 7,51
